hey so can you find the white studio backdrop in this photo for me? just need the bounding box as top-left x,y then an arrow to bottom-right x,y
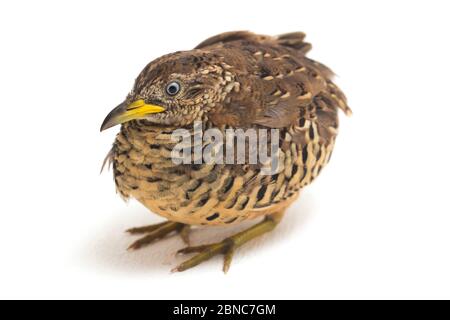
0,0 -> 449,299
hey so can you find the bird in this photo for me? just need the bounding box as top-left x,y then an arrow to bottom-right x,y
100,31 -> 351,273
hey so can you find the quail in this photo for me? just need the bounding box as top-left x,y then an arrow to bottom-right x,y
101,31 -> 351,273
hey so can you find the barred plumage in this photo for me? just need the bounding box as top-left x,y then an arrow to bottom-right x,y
102,31 -> 350,272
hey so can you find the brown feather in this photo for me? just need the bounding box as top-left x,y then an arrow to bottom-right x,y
108,31 -> 350,226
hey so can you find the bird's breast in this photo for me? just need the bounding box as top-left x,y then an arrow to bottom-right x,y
112,121 -> 334,226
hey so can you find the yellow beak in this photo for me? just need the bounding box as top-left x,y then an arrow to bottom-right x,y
100,99 -> 165,131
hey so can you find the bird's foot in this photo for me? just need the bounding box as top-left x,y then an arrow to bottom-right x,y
173,212 -> 284,273
126,221 -> 190,251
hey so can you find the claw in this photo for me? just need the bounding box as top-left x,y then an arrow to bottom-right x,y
179,225 -> 191,245
126,221 -> 169,235
127,231 -> 163,251
126,221 -> 189,251
223,245 -> 235,274
177,245 -> 211,255
126,213 -> 284,273
172,213 -> 283,273
173,241 -> 234,273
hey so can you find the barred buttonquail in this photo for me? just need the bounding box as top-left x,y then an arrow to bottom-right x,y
101,31 -> 351,272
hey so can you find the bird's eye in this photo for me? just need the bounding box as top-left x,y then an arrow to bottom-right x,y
165,81 -> 181,96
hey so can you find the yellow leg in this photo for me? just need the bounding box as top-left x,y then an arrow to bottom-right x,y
173,212 -> 284,273
126,221 -> 190,251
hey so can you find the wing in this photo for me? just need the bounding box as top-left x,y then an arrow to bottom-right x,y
204,32 -> 351,141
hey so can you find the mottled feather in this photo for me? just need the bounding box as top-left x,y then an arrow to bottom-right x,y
109,31 -> 350,226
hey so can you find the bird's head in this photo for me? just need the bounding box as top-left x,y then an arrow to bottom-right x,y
101,51 -> 237,131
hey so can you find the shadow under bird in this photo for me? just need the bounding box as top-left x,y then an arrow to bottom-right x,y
101,31 -> 351,273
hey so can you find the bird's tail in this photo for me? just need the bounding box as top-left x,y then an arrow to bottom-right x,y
196,31 -> 312,54
276,32 -> 312,54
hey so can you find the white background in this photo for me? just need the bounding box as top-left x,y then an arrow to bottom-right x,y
0,0 -> 449,300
